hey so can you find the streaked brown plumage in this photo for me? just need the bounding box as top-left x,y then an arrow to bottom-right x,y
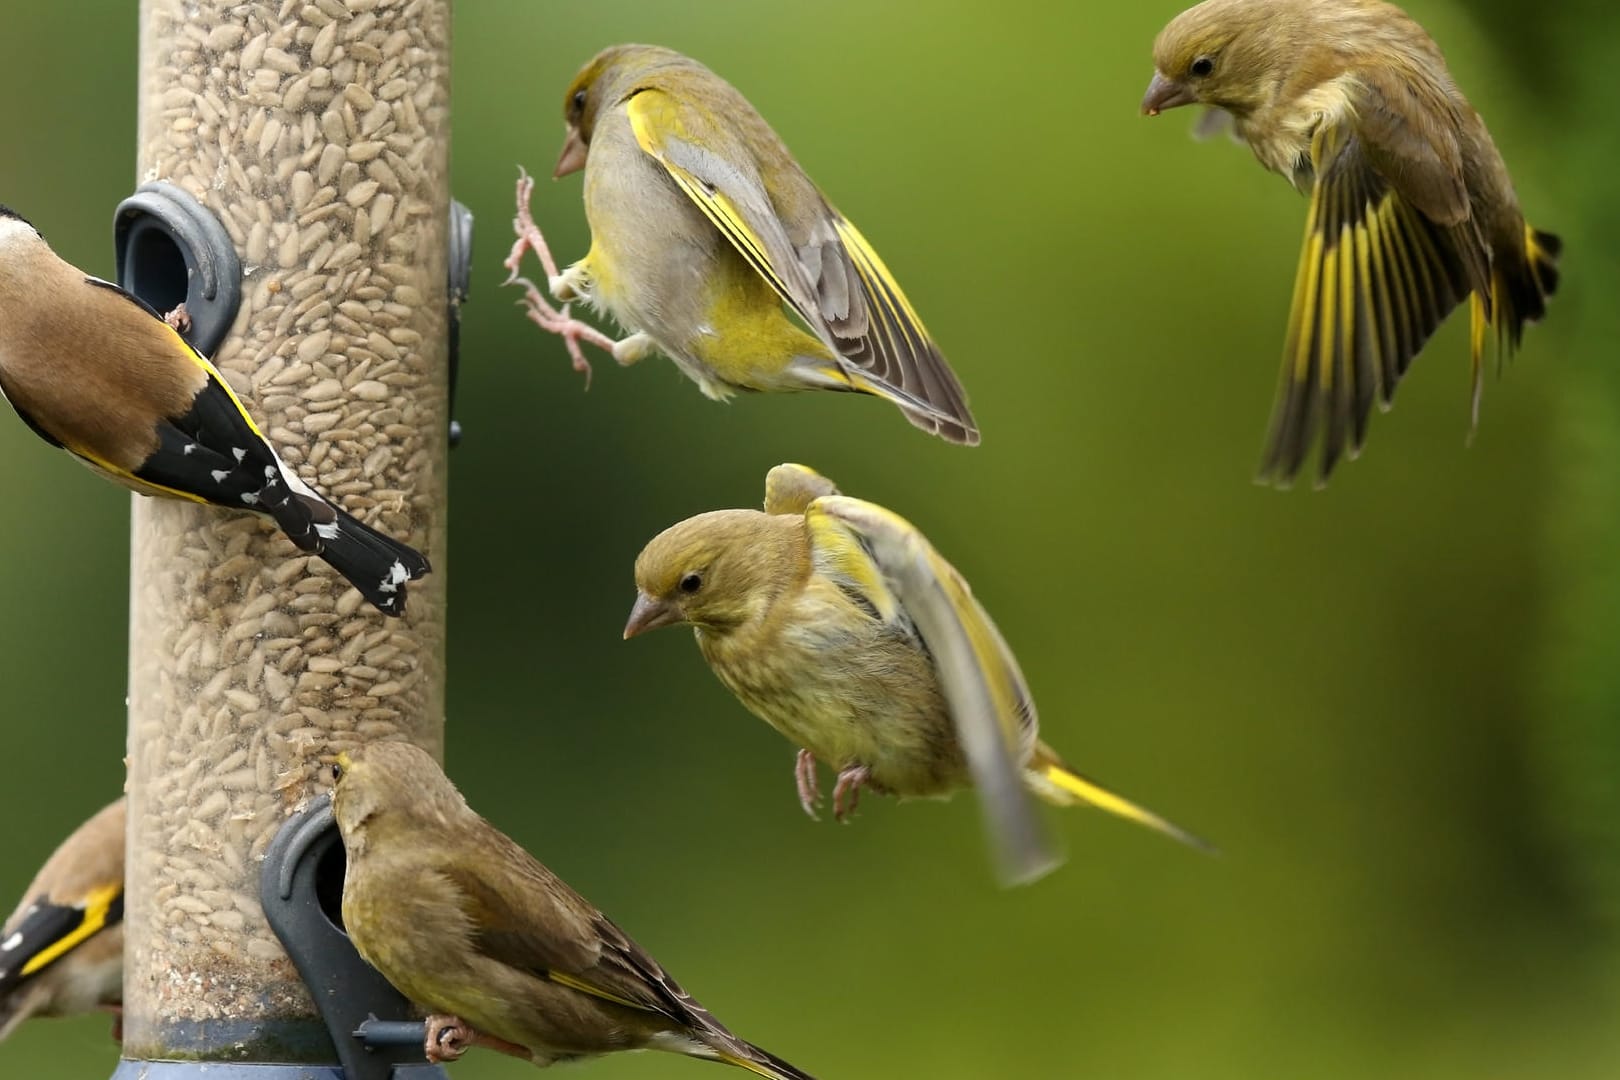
1144,0 -> 1561,484
0,798 -> 125,1043
332,742 -> 814,1078
0,207 -> 430,614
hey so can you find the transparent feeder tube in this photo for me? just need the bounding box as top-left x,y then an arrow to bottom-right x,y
125,0 -> 451,1061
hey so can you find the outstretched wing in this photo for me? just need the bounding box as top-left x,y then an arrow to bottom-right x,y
623,88 -> 978,444
804,495 -> 1060,886
1260,74 -> 1488,486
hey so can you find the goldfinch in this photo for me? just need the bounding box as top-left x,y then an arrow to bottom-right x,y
0,207 -> 431,614
0,798 -> 124,1043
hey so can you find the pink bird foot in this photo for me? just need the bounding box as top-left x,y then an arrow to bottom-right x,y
511,276 -> 619,387
424,1014 -> 530,1063
832,765 -> 875,823
503,167 -> 619,385
163,302 -> 191,335
795,748 -> 822,820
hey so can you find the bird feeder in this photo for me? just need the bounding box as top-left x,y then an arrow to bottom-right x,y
118,0 -> 454,1070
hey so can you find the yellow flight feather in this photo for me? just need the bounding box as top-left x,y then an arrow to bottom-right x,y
626,92 -> 801,320
546,970 -> 648,1012
716,1050 -> 789,1079
802,501 -> 901,625
19,881 -> 122,979
1030,757 -> 1214,854
832,217 -> 929,339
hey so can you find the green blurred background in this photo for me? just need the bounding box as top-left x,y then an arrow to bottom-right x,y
2,0 -> 1617,1076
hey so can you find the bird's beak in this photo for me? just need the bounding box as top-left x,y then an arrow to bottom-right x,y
1141,71 -> 1195,116
623,591 -> 681,639
554,126 -> 588,179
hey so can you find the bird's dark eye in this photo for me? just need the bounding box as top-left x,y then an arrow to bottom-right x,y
572,89 -> 587,113
679,572 -> 703,594
330,762 -> 343,782
1191,56 -> 1215,77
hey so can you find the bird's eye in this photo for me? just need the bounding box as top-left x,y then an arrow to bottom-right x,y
572,89 -> 587,112
330,762 -> 343,782
679,572 -> 703,594
1191,56 -> 1215,77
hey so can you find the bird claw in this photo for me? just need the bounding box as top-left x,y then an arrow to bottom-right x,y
163,302 -> 192,336
795,748 -> 821,820
424,1014 -> 472,1063
505,166 -> 620,386
832,765 -> 874,823
423,1013 -> 531,1063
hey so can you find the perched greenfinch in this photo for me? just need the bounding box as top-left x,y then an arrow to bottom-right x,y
0,207 -> 430,615
330,742 -> 815,1078
505,44 -> 978,445
0,797 -> 124,1043
1142,0 -> 1561,485
627,464 -> 1208,886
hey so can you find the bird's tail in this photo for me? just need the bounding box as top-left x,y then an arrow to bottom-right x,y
1024,742 -> 1214,854
304,500 -> 432,617
253,452 -> 430,617
1469,225 -> 1562,422
715,1043 -> 817,1080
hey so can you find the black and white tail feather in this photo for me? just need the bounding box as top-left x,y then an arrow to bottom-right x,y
94,279 -> 432,615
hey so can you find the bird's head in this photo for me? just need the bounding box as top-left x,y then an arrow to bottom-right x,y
556,43 -> 686,178
330,742 -> 460,846
1143,0 -> 1298,118
625,509 -> 803,640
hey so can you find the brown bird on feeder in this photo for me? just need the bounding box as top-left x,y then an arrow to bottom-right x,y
331,742 -> 817,1078
0,206 -> 431,615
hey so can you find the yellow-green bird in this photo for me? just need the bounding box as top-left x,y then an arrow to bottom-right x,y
330,742 -> 815,1078
1142,0 -> 1561,485
513,44 -> 978,445
626,464 -> 1209,886
0,797 -> 125,1043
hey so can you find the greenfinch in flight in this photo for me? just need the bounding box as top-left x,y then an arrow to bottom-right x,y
627,465 -> 1209,886
505,45 -> 979,445
1143,0 -> 1561,484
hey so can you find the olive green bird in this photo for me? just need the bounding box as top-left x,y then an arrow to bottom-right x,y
506,44 -> 978,445
626,464 -> 1209,886
330,742 -> 815,1078
1142,0 -> 1561,485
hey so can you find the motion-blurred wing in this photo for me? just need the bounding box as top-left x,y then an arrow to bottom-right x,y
806,495 -> 1060,886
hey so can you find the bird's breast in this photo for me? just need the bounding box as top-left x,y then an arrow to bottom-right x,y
1239,74 -> 1359,189
700,595 -> 967,796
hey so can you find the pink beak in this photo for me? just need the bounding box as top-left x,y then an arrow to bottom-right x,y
554,126 -> 588,178
623,591 -> 681,639
1141,71 -> 1195,116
